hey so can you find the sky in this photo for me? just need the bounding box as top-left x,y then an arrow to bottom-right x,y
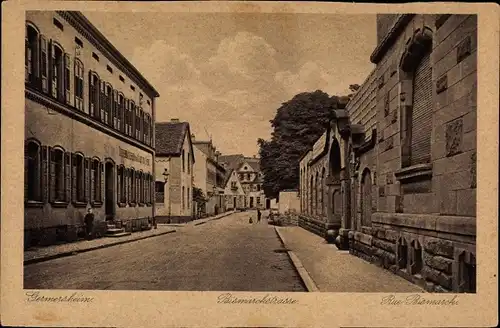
84,12 -> 376,157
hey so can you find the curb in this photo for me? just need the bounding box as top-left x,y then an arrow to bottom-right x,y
24,229 -> 177,266
274,226 -> 320,292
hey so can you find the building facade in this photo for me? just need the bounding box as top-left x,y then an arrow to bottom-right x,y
24,11 -> 159,248
299,14 -> 477,293
154,120 -> 195,223
223,169 -> 247,210
192,137 -> 226,216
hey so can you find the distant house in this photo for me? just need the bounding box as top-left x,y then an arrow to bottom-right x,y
223,169 -> 246,210
192,135 -> 226,216
155,119 -> 195,223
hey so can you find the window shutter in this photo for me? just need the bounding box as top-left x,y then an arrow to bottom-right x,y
411,53 -> 432,165
64,53 -> 71,105
89,71 -> 94,116
113,90 -> 118,129
100,82 -> 105,122
124,169 -> 129,203
40,35 -> 48,93
84,158 -> 90,203
117,168 -> 121,204
40,146 -> 48,203
90,161 -> 95,203
65,152 -> 71,202
100,162 -> 104,203
49,148 -> 55,203
71,154 -> 77,202
49,41 -> 57,98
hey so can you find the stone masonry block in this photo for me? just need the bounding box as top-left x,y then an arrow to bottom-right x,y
433,150 -> 475,176
442,170 -> 473,191
385,230 -> 399,242
435,215 -> 476,237
462,130 -> 476,152
434,16 -> 477,61
462,110 -> 476,134
402,193 -> 437,214
433,94 -> 473,128
448,51 -> 477,88
423,251 -> 453,274
470,152 -> 476,188
372,237 -> 396,254
436,74 -> 448,94
354,231 -> 373,246
423,236 -> 454,258
445,118 -> 463,157
456,189 -> 476,217
436,68 -> 476,111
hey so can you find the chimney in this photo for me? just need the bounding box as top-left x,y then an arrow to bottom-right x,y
171,118 -> 179,123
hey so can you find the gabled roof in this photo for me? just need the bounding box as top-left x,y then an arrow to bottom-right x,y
223,169 -> 234,187
155,121 -> 195,162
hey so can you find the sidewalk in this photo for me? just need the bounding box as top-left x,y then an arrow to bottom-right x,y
24,211 -> 235,265
275,226 -> 424,293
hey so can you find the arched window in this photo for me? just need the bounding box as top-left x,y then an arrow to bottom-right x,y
25,140 -> 41,202
74,59 -> 84,110
117,165 -> 125,204
104,83 -> 113,125
49,147 -> 66,202
50,43 -> 65,101
361,169 -> 372,227
130,168 -> 136,204
25,23 -> 39,85
400,27 -> 433,167
72,153 -> 85,202
117,93 -> 124,133
91,158 -> 101,203
89,71 -> 100,117
137,171 -> 143,204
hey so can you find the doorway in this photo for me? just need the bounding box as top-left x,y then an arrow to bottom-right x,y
266,199 -> 271,209
233,196 -> 237,209
250,197 -> 254,208
105,161 -> 115,219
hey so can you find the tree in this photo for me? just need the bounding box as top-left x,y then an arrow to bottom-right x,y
258,89 -> 345,199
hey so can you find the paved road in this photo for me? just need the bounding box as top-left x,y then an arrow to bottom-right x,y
24,211 -> 306,292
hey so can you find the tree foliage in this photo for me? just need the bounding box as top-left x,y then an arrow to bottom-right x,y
192,186 -> 207,204
258,89 -> 349,199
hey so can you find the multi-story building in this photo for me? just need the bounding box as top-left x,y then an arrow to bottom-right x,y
299,14 -> 477,293
192,136 -> 226,216
219,154 -> 266,210
24,11 -> 159,248
154,119 -> 195,223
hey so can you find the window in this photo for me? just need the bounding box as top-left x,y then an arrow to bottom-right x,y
117,165 -> 125,204
155,181 -> 164,203
187,153 -> 190,174
187,188 -> 190,208
182,150 -> 185,172
74,59 -> 84,110
130,169 -> 136,204
130,101 -> 136,137
408,52 -> 432,166
257,197 -> 261,205
119,75 -> 125,82
74,37 -> 83,48
90,159 -> 102,204
40,35 -> 48,93
92,52 -> 99,61
118,93 -> 124,132
53,18 -> 64,31
137,171 -> 143,204
105,83 -> 112,125
49,148 -> 65,202
25,24 -> 39,86
72,153 -> 85,202
25,141 -> 41,202
89,72 -> 99,118
231,181 -> 237,189
50,43 -> 65,101
112,90 -> 118,129
106,65 -> 113,73
130,85 -> 135,91
135,109 -> 142,140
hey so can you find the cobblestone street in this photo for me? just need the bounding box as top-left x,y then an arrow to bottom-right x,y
24,211 -> 306,291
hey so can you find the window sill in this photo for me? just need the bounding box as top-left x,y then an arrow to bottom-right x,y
51,201 -> 69,208
72,201 -> 88,208
138,203 -> 145,207
118,202 -> 127,208
129,202 -> 137,207
394,164 -> 433,183
25,200 -> 44,208
92,201 -> 103,208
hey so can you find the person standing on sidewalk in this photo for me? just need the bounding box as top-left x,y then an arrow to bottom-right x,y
257,209 -> 262,223
84,207 -> 95,240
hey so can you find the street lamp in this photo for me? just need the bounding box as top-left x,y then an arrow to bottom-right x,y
163,168 -> 170,225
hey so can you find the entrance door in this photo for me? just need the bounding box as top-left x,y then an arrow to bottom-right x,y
250,197 -> 254,208
233,197 -> 237,209
266,199 -> 270,209
105,162 -> 115,219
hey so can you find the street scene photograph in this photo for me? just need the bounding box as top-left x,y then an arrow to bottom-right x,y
23,10 -> 477,294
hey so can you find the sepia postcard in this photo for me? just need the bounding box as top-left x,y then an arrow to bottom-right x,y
1,1 -> 498,327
